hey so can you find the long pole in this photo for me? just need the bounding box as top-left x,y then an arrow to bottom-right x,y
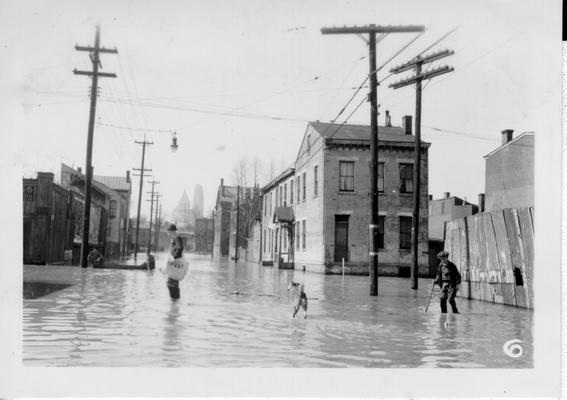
146,181 -> 159,252
211,209 -> 215,260
154,195 -> 161,251
74,26 -> 118,268
235,185 -> 240,263
321,24 -> 425,296
410,62 -> 422,290
133,137 -> 153,261
368,31 -> 379,296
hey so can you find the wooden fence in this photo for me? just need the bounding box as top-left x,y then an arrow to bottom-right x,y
444,207 -> 534,309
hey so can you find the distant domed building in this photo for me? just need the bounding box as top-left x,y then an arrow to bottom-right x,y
171,190 -> 195,228
193,184 -> 204,218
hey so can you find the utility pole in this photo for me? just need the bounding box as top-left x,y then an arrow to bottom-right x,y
133,137 -> 153,261
234,185 -> 240,264
153,195 -> 162,251
146,181 -> 159,252
389,49 -> 454,290
211,209 -> 215,260
74,26 -> 118,268
322,24 -> 425,296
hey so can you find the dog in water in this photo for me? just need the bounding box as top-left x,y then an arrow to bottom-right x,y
287,281 -> 308,319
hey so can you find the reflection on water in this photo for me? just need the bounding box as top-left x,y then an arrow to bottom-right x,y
23,254 -> 533,367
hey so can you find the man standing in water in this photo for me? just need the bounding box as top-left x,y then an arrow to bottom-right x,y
434,251 -> 462,314
166,223 -> 184,300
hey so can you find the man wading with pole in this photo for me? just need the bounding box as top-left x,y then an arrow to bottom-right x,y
433,251 -> 461,314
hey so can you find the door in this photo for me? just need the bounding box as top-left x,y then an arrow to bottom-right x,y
334,215 -> 349,262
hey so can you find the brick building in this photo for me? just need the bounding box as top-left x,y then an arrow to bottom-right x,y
428,192 -> 479,241
212,179 -> 237,260
261,116 -> 431,275
484,130 -> 534,212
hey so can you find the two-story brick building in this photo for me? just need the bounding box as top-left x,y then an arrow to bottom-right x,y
261,116 -> 431,276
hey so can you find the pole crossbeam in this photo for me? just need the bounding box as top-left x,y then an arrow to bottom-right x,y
389,49 -> 454,74
73,69 -> 117,78
321,25 -> 425,34
75,45 -> 118,54
74,25 -> 117,269
389,65 -> 454,89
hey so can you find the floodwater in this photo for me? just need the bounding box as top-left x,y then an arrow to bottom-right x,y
23,254 -> 532,367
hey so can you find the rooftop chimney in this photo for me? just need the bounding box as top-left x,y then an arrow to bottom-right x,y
77,167 -> 82,174
478,193 -> 485,213
126,170 -> 130,183
221,178 -> 224,196
402,115 -> 412,135
428,194 -> 433,201
385,110 -> 392,127
444,192 -> 450,198
501,129 -> 514,145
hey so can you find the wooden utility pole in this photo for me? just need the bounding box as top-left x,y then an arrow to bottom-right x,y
146,181 -> 159,252
133,137 -> 153,261
153,195 -> 162,251
74,26 -> 118,268
321,24 -> 425,296
211,209 -> 215,260
234,185 -> 240,263
389,49 -> 454,290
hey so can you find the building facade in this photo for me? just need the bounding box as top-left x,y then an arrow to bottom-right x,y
195,217 -> 213,254
212,179 -> 237,260
261,117 -> 431,276
428,192 -> 479,242
484,130 -> 534,212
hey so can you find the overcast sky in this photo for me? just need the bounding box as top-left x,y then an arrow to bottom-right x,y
1,0 -> 560,219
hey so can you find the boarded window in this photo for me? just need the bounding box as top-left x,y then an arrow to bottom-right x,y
378,215 -> 385,249
378,163 -> 384,192
399,163 -> 413,193
109,200 -> 117,218
399,216 -> 412,249
339,161 -> 354,192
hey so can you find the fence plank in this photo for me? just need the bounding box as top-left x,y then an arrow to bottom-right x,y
518,207 -> 534,309
492,210 -> 514,284
466,216 -> 479,282
484,213 -> 501,283
476,214 -> 489,283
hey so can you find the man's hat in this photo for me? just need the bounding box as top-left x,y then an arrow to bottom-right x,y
166,223 -> 177,232
437,250 -> 449,258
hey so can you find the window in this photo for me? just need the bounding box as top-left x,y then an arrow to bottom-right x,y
302,172 -> 306,202
378,216 -> 385,249
296,176 -> 301,202
307,134 -> 311,154
263,196 -> 267,217
109,200 -> 117,218
378,163 -> 384,193
263,229 -> 266,252
290,181 -> 294,205
399,163 -> 413,193
269,192 -> 272,216
314,166 -> 318,197
302,220 -> 306,249
339,161 -> 355,192
399,216 -> 412,250
283,183 -> 287,207
296,221 -> 300,250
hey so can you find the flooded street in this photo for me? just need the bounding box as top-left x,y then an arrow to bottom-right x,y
23,254 -> 532,368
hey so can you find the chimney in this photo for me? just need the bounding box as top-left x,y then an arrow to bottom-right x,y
428,194 -> 433,201
478,193 -> 485,212
402,115 -> 412,135
444,192 -> 450,198
221,178 -> 224,196
501,129 -> 514,145
385,110 -> 392,127
77,167 -> 82,174
126,170 -> 130,183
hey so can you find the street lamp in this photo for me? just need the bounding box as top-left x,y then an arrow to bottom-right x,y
170,131 -> 178,152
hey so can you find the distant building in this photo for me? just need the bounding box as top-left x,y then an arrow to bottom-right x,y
171,190 -> 195,229
195,217 -> 213,254
94,171 -> 132,257
193,184 -> 204,218
484,130 -> 534,212
213,179 -> 237,260
428,192 -> 479,242
228,186 -> 260,261
261,116 -> 431,276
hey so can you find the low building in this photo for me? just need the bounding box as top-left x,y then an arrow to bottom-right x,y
212,179 -> 237,260
195,217 -> 213,254
484,130 -> 534,212
23,172 -> 70,264
94,171 -> 132,258
261,116 -> 431,276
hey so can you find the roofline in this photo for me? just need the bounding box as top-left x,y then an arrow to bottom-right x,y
483,131 -> 534,159
261,167 -> 295,193
61,163 -> 119,197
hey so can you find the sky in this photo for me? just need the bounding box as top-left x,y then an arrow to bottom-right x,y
1,0 -> 561,220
